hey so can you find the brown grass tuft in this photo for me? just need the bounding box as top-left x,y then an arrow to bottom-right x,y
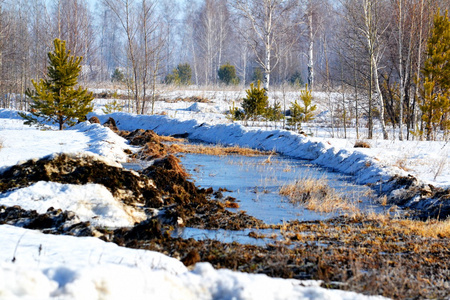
172,143 -> 274,157
354,141 -> 371,148
394,157 -> 412,172
280,177 -> 358,213
225,201 -> 240,208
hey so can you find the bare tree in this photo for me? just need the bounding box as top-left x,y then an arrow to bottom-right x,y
102,0 -> 141,113
53,0 -> 97,81
340,0 -> 389,139
231,0 -> 298,91
139,0 -> 168,114
193,0 -> 231,85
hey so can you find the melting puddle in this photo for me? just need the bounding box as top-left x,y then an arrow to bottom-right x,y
170,227 -> 282,246
125,152 -> 382,245
179,153 -> 376,224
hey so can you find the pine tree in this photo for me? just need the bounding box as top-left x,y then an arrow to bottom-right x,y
164,63 -> 192,86
242,80 -> 268,120
21,39 -> 93,130
218,63 -> 240,85
297,85 -> 317,122
288,85 -> 317,131
420,9 -> 450,140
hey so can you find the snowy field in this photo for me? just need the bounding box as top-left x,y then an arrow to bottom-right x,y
0,109 -> 389,299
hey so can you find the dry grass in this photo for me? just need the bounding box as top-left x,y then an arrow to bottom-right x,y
279,176 -> 358,213
172,143 -> 274,157
391,217 -> 450,238
224,201 -> 240,208
393,156 -> 412,172
0,138 -> 3,151
354,140 -> 371,148
343,212 -> 450,239
158,135 -> 186,143
432,154 -> 448,180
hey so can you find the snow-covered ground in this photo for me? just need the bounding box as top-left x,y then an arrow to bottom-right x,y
0,108 -> 388,299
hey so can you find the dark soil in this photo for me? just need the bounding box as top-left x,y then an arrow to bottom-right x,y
119,129 -> 183,160
0,153 -> 163,208
377,174 -> 450,220
0,205 -> 97,236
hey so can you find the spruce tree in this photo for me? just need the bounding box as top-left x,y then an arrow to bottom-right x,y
21,39 -> 94,130
420,9 -> 450,140
297,85 -> 317,122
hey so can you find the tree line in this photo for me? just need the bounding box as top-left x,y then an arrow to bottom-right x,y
0,0 -> 449,140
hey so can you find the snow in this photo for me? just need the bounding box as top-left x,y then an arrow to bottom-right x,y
0,181 -> 145,227
0,225 -> 386,299
92,89 -> 450,188
0,107 -> 389,299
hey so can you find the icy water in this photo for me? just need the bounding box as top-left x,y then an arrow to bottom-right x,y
178,153 -> 374,224
126,153 -> 379,245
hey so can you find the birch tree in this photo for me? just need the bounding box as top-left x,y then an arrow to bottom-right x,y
340,0 -> 389,139
231,0 -> 297,91
102,0 -> 141,113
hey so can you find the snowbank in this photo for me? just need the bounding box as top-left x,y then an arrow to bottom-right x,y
0,109 -> 131,168
0,181 -> 145,227
91,112 -> 408,185
0,225 -> 386,300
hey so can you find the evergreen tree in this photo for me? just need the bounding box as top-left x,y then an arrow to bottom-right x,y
297,85 -> 317,122
420,9 -> 450,140
164,63 -> 192,85
242,80 -> 268,120
265,100 -> 283,121
111,68 -> 125,83
287,99 -> 303,130
177,63 -> 192,85
252,68 -> 264,83
288,85 -> 317,131
218,63 -> 240,85
21,39 -> 93,130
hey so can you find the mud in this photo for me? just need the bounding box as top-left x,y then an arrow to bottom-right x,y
0,153 -> 163,208
0,205 -> 98,236
377,174 -> 450,220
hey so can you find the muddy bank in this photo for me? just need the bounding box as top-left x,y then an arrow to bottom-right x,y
0,151 -> 263,230
118,215 -> 450,300
375,175 -> 450,220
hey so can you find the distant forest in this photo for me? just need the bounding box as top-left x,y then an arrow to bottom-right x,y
0,0 -> 449,140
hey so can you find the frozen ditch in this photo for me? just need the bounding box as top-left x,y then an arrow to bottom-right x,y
143,152 -> 387,245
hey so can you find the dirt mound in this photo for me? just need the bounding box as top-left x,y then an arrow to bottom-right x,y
0,153 -> 163,208
120,129 -> 161,146
103,117 -> 118,132
0,205 -> 98,236
88,116 -> 100,124
379,174 -> 450,219
119,129 -> 182,160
